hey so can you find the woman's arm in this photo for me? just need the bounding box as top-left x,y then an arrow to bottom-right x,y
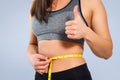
84,0 -> 113,59
27,15 -> 50,74
65,0 -> 113,59
27,14 -> 38,58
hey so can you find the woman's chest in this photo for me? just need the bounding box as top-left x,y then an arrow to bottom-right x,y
32,11 -> 74,35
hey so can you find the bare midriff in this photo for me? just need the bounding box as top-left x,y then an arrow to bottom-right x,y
38,40 -> 86,73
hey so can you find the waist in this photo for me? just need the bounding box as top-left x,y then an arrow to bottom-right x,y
49,54 -> 85,72
48,53 -> 85,80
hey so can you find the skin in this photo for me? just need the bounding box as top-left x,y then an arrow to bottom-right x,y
27,0 -> 113,74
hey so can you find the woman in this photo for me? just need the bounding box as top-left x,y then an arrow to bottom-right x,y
27,0 -> 113,80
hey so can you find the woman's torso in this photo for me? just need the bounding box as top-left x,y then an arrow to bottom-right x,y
38,40 -> 85,72
33,0 -> 92,72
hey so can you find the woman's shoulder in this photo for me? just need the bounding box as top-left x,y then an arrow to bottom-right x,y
81,0 -> 104,13
81,0 -> 103,8
81,0 -> 102,3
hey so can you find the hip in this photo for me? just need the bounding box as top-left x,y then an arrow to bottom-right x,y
35,63 -> 92,80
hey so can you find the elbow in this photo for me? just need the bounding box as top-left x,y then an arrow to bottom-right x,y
96,46 -> 113,60
93,41 -> 113,60
93,50 -> 113,60
94,51 -> 112,60
103,47 -> 113,60
105,44 -> 113,59
103,42 -> 113,60
103,52 -> 112,60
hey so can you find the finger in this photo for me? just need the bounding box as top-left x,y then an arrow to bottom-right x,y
65,25 -> 77,30
33,54 -> 45,60
65,20 -> 76,26
36,59 -> 50,66
36,54 -> 47,60
39,60 -> 50,66
35,63 -> 49,70
33,57 -> 50,67
45,68 -> 48,73
36,54 -> 46,59
65,30 -> 76,35
40,68 -> 48,74
37,70 -> 46,75
34,61 -> 48,66
67,34 -> 76,39
73,5 -> 80,20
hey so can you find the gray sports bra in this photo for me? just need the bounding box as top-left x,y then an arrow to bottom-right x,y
32,0 -> 88,45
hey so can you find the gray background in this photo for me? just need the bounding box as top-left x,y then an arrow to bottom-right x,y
0,0 -> 119,80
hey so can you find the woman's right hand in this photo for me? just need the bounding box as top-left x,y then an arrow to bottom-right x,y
29,54 -> 50,74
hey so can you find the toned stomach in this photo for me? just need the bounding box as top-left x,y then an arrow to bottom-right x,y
38,40 -> 86,72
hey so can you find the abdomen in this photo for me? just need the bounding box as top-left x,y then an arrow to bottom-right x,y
38,40 -> 83,57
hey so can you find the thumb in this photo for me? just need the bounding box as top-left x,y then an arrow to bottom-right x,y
73,5 -> 80,20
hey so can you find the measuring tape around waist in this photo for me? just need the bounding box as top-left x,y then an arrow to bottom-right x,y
48,53 -> 83,80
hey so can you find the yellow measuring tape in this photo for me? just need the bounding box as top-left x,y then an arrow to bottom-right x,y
48,53 -> 83,80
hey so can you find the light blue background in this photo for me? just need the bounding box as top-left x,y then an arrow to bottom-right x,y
0,0 -> 119,80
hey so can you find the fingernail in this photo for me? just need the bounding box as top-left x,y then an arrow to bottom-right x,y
47,57 -> 50,59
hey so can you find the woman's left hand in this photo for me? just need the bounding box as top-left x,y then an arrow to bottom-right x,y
65,5 -> 89,39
